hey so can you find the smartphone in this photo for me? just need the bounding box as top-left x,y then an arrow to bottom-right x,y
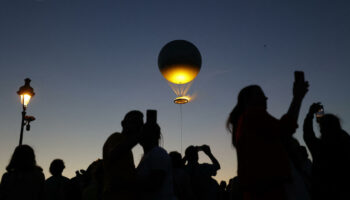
294,71 -> 305,83
316,105 -> 324,122
146,110 -> 157,124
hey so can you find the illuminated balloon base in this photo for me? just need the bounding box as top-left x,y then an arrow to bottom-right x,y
174,96 -> 189,104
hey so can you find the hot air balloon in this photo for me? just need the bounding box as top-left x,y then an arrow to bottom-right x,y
158,40 -> 202,104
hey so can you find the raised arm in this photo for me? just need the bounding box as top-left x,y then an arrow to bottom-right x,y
286,79 -> 309,121
201,145 -> 221,171
303,103 -> 321,151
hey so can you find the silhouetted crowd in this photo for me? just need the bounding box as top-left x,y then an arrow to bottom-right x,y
1,72 -> 350,200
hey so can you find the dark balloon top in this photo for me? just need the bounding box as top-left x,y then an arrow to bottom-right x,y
158,40 -> 202,70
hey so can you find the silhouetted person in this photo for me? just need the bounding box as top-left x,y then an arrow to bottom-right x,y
102,110 -> 144,200
303,103 -> 350,200
218,181 -> 229,200
44,159 -> 71,200
169,151 -> 196,200
0,145 -> 45,200
184,145 -> 221,200
82,159 -> 104,200
284,137 -> 312,200
294,146 -> 312,183
227,77 -> 308,200
137,122 -> 176,200
69,170 -> 85,200
227,176 -> 243,200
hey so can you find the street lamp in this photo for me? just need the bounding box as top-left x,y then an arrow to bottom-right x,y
17,78 -> 36,145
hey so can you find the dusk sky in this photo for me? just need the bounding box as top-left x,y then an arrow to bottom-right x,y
1,0 -> 349,183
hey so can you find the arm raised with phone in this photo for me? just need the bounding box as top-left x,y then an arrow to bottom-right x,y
303,103 -> 323,157
287,71 -> 309,121
199,145 -> 221,172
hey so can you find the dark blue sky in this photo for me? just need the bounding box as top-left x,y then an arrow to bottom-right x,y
1,0 -> 349,182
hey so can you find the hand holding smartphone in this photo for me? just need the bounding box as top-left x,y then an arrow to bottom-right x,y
293,71 -> 309,99
316,104 -> 324,122
294,71 -> 305,83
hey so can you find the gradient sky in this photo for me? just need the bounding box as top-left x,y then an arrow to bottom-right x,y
1,0 -> 349,183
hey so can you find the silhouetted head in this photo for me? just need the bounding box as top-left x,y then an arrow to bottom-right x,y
139,122 -> 161,150
169,151 -> 184,168
227,85 -> 267,146
219,181 -> 227,189
121,110 -> 144,135
237,85 -> 267,110
318,114 -> 342,139
49,159 -> 65,176
184,145 -> 199,163
6,145 -> 36,172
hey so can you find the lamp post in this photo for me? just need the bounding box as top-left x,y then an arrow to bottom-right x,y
17,78 -> 35,145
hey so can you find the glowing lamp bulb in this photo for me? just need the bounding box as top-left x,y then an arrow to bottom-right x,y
21,94 -> 32,107
17,78 -> 35,108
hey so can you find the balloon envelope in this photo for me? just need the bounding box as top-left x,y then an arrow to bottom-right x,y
158,40 -> 201,84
